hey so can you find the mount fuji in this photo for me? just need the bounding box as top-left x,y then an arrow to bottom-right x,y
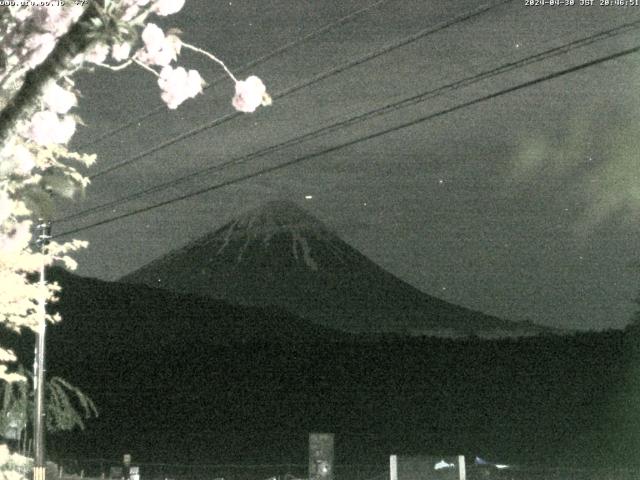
121,200 -> 549,337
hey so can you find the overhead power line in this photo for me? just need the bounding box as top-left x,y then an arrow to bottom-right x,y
88,0 -> 514,179
54,19 -> 640,225
75,0 -> 393,151
53,44 -> 640,240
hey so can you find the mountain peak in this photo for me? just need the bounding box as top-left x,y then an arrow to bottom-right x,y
201,200 -> 332,270
250,199 -> 310,215
122,200 -> 550,337
231,199 -> 329,234
133,200 -> 335,275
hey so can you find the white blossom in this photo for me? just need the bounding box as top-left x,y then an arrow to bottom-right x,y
27,111 -> 76,145
137,23 -> 181,67
7,145 -> 36,177
43,81 -> 77,114
8,5 -> 31,21
42,5 -> 84,37
157,66 -> 203,109
14,146 -> 36,176
112,42 -> 132,62
122,5 -> 141,21
0,144 -> 35,177
121,0 -> 152,20
152,0 -> 186,16
0,191 -> 12,224
84,43 -> 110,64
142,22 -> 164,48
25,33 -> 56,68
122,0 -> 150,9
0,221 -> 31,254
0,0 -> 250,357
232,76 -> 269,113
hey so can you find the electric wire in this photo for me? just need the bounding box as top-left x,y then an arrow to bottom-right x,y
53,19 -> 640,225
52,44 -> 640,240
75,0 -> 393,151
87,0 -> 514,179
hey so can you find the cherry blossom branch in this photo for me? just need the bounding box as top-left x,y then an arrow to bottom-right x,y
181,42 -> 238,83
96,59 -> 134,72
133,58 -> 160,77
0,2 -> 105,147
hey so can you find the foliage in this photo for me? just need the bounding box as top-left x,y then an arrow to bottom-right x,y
0,365 -> 97,444
0,444 -> 30,480
0,2 -> 270,477
0,0 -> 270,380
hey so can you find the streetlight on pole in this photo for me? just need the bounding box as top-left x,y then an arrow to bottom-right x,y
33,220 -> 51,480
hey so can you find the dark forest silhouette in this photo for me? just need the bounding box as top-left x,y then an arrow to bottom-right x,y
2,268 -> 638,468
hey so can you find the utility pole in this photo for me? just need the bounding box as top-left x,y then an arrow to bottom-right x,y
33,220 -> 51,480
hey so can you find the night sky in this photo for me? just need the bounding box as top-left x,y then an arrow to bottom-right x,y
55,0 -> 640,331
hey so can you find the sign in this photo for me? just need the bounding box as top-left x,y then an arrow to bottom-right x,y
309,433 -> 334,480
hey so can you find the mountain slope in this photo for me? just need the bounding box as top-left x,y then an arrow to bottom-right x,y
121,200 -> 547,337
34,267 -> 347,354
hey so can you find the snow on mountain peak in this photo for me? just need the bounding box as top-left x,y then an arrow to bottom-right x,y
216,200 -> 330,269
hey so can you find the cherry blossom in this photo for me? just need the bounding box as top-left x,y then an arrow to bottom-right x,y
25,33 -> 56,68
137,23 -> 181,67
157,66 -> 203,109
0,1 -> 273,376
8,5 -> 31,22
111,42 -> 132,62
122,0 -> 151,9
142,22 -> 164,47
122,5 -> 141,22
0,221 -> 31,255
232,76 -> 270,113
84,43 -> 110,65
153,0 -> 186,16
43,82 -> 77,114
42,5 -> 84,37
27,111 -> 76,145
0,145 -> 35,178
11,145 -> 36,176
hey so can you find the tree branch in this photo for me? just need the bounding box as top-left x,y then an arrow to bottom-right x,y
0,2 -> 106,147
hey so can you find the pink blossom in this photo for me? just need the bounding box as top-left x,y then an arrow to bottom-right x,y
120,0 -> 151,20
111,42 -> 132,62
11,145 -> 36,176
232,76 -> 269,113
142,22 -> 164,47
152,0 -> 186,16
8,6 -> 31,21
0,221 -> 32,254
27,111 -> 76,145
0,191 -> 11,224
42,82 -> 77,114
136,23 -> 181,67
0,145 -> 35,177
25,33 -> 56,68
122,5 -> 140,21
121,0 -> 152,19
42,5 -> 84,37
84,43 -> 109,64
157,66 -> 203,109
